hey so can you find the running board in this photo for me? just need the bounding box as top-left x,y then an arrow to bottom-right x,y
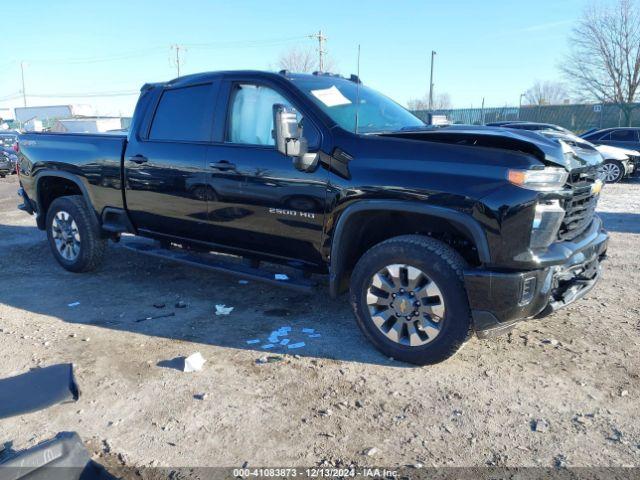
121,240 -> 317,293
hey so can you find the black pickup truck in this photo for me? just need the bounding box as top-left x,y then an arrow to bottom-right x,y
16,70 -> 608,364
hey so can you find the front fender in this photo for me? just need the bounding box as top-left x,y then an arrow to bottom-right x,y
328,200 -> 491,297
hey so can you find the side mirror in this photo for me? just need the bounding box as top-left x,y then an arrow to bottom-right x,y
273,104 -> 318,172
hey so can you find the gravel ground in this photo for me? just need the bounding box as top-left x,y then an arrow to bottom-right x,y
0,174 -> 638,473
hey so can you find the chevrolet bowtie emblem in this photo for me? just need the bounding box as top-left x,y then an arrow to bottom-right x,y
399,299 -> 408,313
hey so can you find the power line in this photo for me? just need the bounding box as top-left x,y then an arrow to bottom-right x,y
27,90 -> 139,98
15,35 -> 308,66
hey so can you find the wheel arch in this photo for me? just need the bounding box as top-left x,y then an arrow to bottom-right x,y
328,200 -> 491,297
34,170 -> 98,230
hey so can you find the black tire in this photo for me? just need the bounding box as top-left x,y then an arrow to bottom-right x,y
0,174 -> 5,178
602,160 -> 625,183
46,195 -> 106,272
349,235 -> 472,365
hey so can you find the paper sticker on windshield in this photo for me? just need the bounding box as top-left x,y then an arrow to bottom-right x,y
310,85 -> 352,107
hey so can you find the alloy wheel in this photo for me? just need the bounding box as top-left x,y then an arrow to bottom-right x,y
366,264 -> 445,346
603,162 -> 622,182
51,210 -> 81,261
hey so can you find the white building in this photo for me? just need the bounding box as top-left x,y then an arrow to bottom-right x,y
14,104 -> 94,124
50,117 -> 123,133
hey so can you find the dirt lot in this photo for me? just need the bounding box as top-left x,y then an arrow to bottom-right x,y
0,173 -> 638,472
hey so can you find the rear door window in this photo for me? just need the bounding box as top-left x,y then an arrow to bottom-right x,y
149,84 -> 213,142
610,129 -> 638,142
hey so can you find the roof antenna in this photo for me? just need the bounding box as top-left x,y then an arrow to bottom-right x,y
354,44 -> 361,134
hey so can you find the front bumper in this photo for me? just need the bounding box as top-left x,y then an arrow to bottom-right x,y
464,219 -> 609,338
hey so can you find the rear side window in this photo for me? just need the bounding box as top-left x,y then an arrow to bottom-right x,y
149,84 -> 212,142
610,129 -> 638,141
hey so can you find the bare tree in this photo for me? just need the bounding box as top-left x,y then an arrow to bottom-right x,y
407,93 -> 453,111
561,0 -> 640,125
524,80 -> 569,105
277,47 -> 336,73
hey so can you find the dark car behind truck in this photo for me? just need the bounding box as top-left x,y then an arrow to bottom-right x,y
16,70 -> 608,364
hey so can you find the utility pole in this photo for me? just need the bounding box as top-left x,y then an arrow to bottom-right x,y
170,45 -> 185,77
428,51 -> 436,111
20,61 -> 27,107
309,30 -> 327,72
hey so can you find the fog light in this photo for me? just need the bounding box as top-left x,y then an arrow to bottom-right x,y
530,200 -> 565,249
520,276 -> 537,305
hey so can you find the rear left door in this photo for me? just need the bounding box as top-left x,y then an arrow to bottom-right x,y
125,82 -> 219,241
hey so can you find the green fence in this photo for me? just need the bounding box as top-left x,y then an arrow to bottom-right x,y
412,103 -> 640,133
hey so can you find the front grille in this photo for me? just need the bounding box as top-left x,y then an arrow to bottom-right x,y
557,167 -> 600,241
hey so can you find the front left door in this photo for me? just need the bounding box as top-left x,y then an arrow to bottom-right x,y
125,82 -> 219,242
202,80 -> 329,266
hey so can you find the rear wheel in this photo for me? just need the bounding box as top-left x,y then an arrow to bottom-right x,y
349,235 -> 472,365
46,195 -> 106,272
602,160 -> 624,183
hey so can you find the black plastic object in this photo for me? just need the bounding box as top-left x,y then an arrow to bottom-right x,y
0,364 -> 79,419
0,432 -> 114,480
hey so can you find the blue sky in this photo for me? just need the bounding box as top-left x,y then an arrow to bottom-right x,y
0,0 -> 610,116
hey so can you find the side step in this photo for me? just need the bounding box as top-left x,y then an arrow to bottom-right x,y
121,240 -> 317,293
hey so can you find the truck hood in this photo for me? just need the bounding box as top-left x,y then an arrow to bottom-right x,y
378,125 -> 601,171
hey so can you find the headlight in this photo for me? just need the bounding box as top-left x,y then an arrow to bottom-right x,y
507,167 -> 569,192
530,200 -> 565,249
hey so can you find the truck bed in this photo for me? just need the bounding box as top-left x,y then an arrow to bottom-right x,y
18,131 -> 128,214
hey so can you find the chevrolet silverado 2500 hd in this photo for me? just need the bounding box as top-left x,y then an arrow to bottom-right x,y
16,70 -> 608,364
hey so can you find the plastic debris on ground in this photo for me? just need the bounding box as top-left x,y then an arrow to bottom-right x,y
215,304 -> 234,316
153,302 -> 166,309
238,280 -> 249,285
135,312 -> 175,323
183,352 -> 206,372
67,302 -> 80,308
274,273 -> 289,281
256,355 -> 283,364
175,300 -> 188,309
245,326 -> 321,352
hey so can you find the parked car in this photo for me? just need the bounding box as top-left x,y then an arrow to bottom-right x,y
488,121 -> 572,133
581,127 -> 640,176
16,70 -> 608,364
1,146 -> 18,174
494,122 -> 635,183
0,150 -> 12,177
581,127 -> 640,149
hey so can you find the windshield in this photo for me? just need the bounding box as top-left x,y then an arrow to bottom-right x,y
291,76 -> 425,134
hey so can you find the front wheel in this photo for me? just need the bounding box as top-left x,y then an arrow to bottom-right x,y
46,195 -> 106,272
349,235 -> 472,365
602,160 -> 624,183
